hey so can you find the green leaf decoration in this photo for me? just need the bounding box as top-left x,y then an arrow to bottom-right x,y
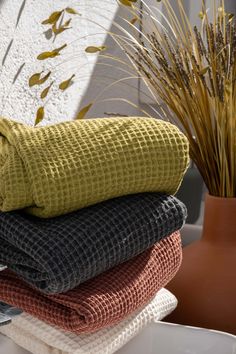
37,44 -> 67,60
59,74 -> 75,91
52,23 -> 58,34
38,71 -> 51,85
41,11 -> 63,25
64,19 -> 72,27
53,43 -> 67,53
52,24 -> 70,35
76,103 -> 93,119
29,72 -> 43,87
41,19 -> 49,25
35,106 -> 45,126
119,0 -> 133,7
29,71 -> 51,86
85,46 -> 107,53
37,51 -> 60,60
65,7 -> 78,15
52,19 -> 72,35
40,82 -> 53,99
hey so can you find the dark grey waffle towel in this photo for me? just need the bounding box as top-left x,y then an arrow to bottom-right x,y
0,193 -> 187,294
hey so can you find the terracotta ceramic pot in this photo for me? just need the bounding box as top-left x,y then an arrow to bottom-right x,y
166,194 -> 236,335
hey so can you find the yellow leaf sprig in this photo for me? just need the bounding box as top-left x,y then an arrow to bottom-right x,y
29,71 -> 51,87
119,0 -> 137,7
41,11 -> 63,25
85,46 -> 107,53
37,44 -> 67,60
40,82 -> 54,99
65,7 -> 79,15
59,74 -> 75,91
41,7 -> 79,41
52,19 -> 72,35
30,7 -> 79,125
41,8 -> 78,26
76,103 -> 93,120
35,106 -> 45,126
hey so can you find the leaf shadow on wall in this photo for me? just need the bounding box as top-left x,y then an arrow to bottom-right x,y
1,0 -> 26,68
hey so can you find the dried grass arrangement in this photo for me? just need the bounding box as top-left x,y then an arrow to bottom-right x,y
32,0 -> 236,197
112,0 -> 236,197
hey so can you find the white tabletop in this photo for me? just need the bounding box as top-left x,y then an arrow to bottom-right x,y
0,334 -> 30,354
1,322 -> 236,354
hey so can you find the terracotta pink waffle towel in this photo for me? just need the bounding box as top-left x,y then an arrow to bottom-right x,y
0,232 -> 182,334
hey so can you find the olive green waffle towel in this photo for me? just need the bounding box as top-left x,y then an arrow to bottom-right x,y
0,117 -> 189,217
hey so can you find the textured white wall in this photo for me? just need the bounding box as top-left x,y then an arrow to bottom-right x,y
0,0 -> 119,125
1,1 -> 235,125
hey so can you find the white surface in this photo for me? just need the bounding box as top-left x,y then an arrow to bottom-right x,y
0,334 -> 30,354
117,322 -> 236,354
1,321 -> 236,354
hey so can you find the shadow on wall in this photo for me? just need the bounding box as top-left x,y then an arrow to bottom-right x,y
78,0 -> 236,119
78,3 -> 143,119
0,0 -> 6,8
1,0 -> 26,82
225,0 -> 236,13
78,0 -> 182,119
77,0 -> 193,119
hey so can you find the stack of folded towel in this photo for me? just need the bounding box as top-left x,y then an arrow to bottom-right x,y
0,116 -> 189,354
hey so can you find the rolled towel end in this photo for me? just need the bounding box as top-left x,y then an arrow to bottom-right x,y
0,119 -> 33,211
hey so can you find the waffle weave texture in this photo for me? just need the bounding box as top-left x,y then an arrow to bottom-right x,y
0,289 -> 177,354
0,193 -> 186,293
0,232 -> 182,334
0,116 -> 189,217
